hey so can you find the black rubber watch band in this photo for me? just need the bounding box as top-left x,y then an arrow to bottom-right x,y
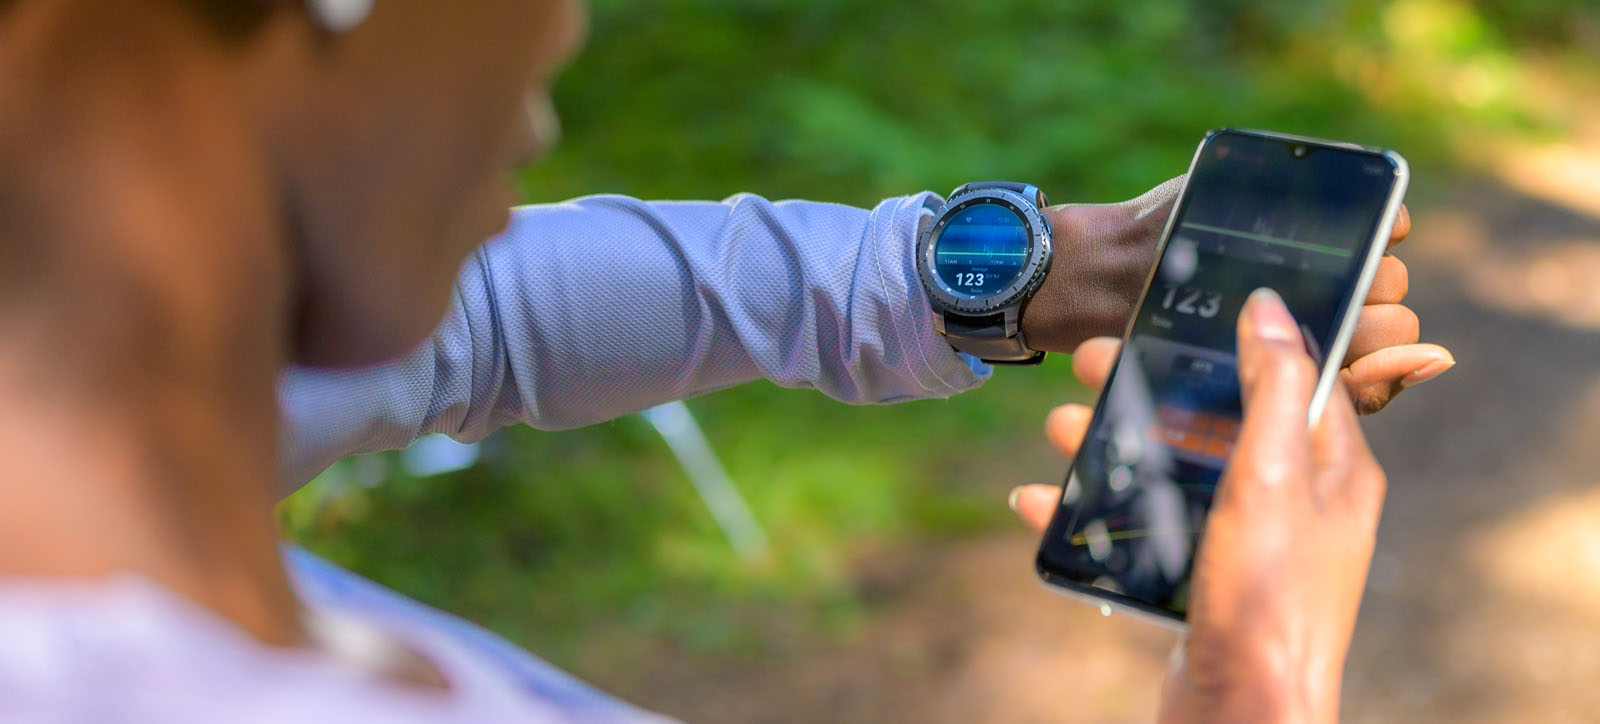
941,311 -> 1045,365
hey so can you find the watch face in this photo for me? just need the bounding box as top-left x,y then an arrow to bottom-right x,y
931,201 -> 1032,297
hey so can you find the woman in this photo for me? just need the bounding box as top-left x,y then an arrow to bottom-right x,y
0,0 -> 1451,721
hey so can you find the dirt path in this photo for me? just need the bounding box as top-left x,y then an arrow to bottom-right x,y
1340,178 -> 1600,723
586,178 -> 1600,723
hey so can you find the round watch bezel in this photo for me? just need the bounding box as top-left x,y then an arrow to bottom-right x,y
917,187 -> 1053,315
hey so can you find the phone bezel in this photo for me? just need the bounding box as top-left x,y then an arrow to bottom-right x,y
1033,128 -> 1411,627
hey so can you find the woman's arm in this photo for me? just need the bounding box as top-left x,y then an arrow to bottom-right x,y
279,183 -> 1440,492
278,193 -> 987,490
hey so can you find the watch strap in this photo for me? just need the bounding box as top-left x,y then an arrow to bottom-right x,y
941,312 -> 1045,365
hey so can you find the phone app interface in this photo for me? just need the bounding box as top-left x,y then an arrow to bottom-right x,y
931,201 -> 1031,296
1039,134 -> 1398,615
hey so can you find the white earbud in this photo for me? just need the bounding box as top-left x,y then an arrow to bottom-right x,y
307,0 -> 373,33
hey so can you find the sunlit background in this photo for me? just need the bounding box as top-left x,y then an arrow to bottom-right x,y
280,1 -> 1600,721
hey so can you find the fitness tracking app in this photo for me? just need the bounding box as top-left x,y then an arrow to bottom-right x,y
931,201 -> 1030,296
1036,131 -> 1402,617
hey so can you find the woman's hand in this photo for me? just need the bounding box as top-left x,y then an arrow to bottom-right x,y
1021,178 -> 1452,413
1013,289 -> 1387,723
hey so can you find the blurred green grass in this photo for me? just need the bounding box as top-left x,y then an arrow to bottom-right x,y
284,356 -> 1088,661
281,0 -> 1597,668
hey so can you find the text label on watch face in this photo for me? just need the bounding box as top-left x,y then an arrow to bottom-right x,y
932,201 -> 1031,297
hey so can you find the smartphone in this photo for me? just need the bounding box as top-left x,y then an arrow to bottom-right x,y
1033,129 -> 1409,627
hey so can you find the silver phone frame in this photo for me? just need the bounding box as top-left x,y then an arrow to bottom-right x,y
1035,128 -> 1410,629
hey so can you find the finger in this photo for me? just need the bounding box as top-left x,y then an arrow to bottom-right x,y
1387,205 -> 1411,249
1221,288 -> 1316,509
1310,376 -> 1386,516
1008,484 -> 1062,532
1045,404 -> 1093,460
1365,256 -> 1409,305
1342,304 -> 1420,366
1070,337 -> 1122,392
1340,343 -> 1455,414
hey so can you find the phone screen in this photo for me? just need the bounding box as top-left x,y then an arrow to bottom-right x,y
1035,130 -> 1402,619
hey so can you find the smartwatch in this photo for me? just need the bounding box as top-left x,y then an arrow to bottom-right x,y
915,181 -> 1053,365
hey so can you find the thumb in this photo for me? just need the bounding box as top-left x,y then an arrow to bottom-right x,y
1218,288 -> 1317,510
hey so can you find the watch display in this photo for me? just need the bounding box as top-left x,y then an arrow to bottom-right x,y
930,201 -> 1031,297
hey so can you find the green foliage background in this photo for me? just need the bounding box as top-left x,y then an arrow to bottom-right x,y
282,0 -> 1595,670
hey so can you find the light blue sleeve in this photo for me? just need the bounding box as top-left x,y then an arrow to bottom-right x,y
277,193 -> 991,490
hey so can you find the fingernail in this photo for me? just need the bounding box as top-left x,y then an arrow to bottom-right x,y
1007,486 -> 1024,512
1401,358 -> 1455,388
1246,288 -> 1300,344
